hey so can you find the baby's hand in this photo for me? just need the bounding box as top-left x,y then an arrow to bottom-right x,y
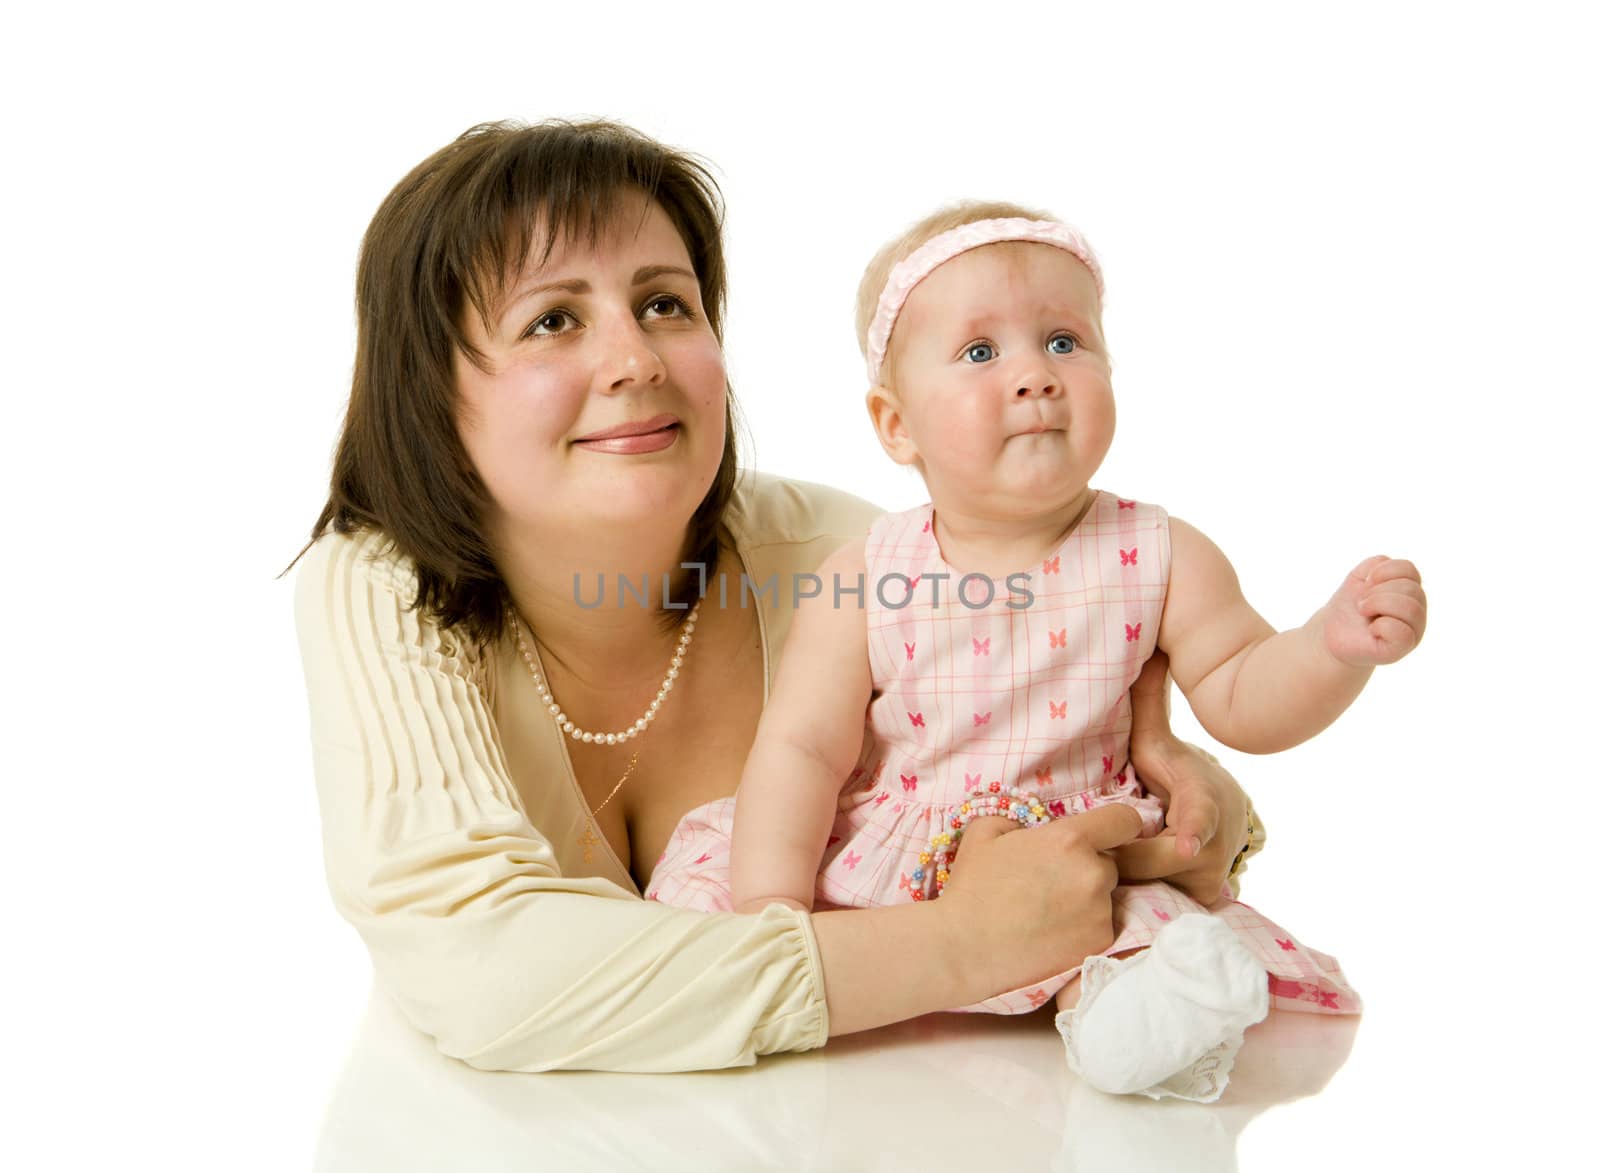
1321,555 -> 1427,667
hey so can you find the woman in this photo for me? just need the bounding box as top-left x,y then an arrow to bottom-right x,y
292,119 -> 1261,1073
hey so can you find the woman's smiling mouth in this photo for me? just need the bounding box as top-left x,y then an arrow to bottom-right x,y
572,414 -> 682,455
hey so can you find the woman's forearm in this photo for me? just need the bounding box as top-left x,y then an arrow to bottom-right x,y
812,901 -> 976,1035
815,805 -> 1148,1036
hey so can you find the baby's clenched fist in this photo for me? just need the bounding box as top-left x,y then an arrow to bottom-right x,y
1321,555 -> 1426,668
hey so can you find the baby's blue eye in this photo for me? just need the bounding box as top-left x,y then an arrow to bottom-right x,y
1047,334 -> 1077,355
964,343 -> 996,363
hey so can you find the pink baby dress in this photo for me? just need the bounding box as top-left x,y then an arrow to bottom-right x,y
646,492 -> 1360,1017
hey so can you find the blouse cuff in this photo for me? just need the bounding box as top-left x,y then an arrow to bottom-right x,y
751,904 -> 831,1055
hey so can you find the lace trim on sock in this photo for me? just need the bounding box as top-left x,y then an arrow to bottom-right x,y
1058,954 -> 1249,1105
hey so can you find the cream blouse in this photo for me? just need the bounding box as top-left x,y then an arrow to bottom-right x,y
294,472 -> 882,1073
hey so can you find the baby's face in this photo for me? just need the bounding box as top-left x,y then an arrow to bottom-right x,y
877,241 -> 1113,521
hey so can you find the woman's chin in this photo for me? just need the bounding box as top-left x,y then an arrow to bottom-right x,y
569,462 -> 718,531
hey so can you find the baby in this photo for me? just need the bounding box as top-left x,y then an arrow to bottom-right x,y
646,203 -> 1425,1102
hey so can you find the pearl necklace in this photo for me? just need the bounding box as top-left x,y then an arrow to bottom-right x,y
508,601 -> 701,746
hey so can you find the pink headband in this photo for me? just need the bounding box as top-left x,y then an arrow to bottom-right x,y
864,217 -> 1104,384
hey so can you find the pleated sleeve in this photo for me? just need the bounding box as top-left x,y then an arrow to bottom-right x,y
293,528 -> 830,1072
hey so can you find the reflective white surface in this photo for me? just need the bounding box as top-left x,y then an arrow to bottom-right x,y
317,988 -> 1357,1172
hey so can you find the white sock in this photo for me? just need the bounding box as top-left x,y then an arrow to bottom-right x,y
1057,913 -> 1269,1101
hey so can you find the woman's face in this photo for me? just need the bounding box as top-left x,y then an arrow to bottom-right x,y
454,192 -> 727,553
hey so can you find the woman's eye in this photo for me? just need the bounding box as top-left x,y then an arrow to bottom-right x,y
1047,333 -> 1078,355
643,294 -> 692,319
964,342 -> 996,363
527,310 -> 576,337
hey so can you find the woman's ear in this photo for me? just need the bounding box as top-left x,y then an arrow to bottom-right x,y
865,384 -> 921,467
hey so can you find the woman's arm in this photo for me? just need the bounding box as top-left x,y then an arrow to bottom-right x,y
299,528 -> 1142,1068
297,530 -> 838,1073
1113,649 -> 1257,905
815,803 -> 1146,1034
731,540 -> 872,913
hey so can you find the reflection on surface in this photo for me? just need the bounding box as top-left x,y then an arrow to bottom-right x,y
315,985 -> 1357,1172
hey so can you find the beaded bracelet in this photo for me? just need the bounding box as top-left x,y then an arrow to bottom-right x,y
909,781 -> 1053,901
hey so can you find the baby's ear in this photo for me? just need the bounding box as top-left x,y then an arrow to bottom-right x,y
865,384 -> 920,466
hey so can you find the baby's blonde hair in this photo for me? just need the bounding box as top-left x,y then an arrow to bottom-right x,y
854,199 -> 1058,381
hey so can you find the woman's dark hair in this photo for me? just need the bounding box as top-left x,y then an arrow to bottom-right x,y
291,118 -> 738,646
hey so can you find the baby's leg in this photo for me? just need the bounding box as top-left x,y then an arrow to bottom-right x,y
1056,915 -> 1269,1102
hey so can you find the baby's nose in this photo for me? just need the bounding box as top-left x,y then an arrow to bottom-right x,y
1014,379 -> 1059,398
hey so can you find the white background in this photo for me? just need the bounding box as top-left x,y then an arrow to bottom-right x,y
3,1 -> 1594,1169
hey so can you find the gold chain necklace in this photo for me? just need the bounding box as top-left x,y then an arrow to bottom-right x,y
573,751 -> 639,866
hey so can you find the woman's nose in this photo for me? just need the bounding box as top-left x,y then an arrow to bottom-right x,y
599,317 -> 667,391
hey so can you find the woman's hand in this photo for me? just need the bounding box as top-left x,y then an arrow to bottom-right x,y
1115,738 -> 1252,905
814,804 -> 1144,1036
1115,650 -> 1255,906
938,805 -> 1145,997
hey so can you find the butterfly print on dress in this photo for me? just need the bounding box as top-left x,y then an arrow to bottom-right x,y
1269,976 -> 1341,1009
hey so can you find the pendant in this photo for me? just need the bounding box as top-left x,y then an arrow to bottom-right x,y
577,819 -> 602,866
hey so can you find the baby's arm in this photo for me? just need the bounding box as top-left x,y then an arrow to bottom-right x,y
1160,519 -> 1426,754
731,539 -> 874,913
